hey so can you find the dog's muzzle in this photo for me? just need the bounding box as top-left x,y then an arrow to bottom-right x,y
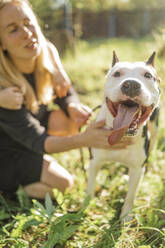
106,97 -> 153,146
121,80 -> 141,97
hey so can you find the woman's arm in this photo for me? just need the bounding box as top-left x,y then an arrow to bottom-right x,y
0,106 -> 132,155
44,120 -> 109,153
54,87 -> 92,127
48,41 -> 92,126
44,120 -> 132,154
0,106 -> 110,154
47,41 -> 71,98
54,86 -> 80,116
0,87 -> 23,110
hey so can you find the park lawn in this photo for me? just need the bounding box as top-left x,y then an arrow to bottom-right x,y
1,37 -> 165,248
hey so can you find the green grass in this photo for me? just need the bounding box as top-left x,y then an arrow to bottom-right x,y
1,37 -> 165,247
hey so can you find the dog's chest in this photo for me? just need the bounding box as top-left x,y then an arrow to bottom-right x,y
92,137 -> 147,168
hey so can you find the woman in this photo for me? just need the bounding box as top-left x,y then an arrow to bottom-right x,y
0,0 -> 129,199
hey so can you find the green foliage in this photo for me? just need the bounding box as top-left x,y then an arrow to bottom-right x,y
130,0 -> 165,9
29,0 -> 165,13
16,186 -> 31,209
71,0 -> 165,10
29,0 -> 64,37
45,193 -> 55,220
42,196 -> 90,247
29,0 -> 52,15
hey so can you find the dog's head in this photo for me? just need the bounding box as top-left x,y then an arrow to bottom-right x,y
104,51 -> 161,145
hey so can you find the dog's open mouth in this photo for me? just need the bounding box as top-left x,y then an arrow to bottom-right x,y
106,97 -> 153,145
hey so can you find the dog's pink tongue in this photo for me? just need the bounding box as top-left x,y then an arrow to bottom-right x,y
108,104 -> 139,145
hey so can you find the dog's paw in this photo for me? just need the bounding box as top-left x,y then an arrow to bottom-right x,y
120,213 -> 134,224
120,207 -> 134,224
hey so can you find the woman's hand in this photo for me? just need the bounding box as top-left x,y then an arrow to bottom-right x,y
0,87 -> 23,110
81,120 -> 133,150
108,136 -> 134,150
51,71 -> 71,98
67,102 -> 92,128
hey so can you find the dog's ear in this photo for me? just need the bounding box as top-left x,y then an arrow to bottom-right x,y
146,52 -> 156,67
112,51 -> 119,67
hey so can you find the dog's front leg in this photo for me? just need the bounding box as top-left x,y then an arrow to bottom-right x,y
120,165 -> 145,222
86,155 -> 103,197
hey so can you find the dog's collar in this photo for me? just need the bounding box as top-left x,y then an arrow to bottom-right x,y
92,105 -> 101,112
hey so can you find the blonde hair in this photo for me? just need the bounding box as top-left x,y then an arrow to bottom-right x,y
0,0 -> 59,112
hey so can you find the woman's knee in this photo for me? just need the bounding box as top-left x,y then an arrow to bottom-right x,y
41,155 -> 74,193
61,174 -> 74,191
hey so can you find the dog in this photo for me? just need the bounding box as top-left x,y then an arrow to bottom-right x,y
86,51 -> 160,221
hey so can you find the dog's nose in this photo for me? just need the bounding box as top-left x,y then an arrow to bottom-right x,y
121,80 -> 141,97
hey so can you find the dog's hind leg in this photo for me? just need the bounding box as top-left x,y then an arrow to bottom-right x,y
120,165 -> 145,222
86,155 -> 103,197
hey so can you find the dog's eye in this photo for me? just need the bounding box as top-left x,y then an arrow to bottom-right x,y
144,72 -> 153,79
113,71 -> 120,77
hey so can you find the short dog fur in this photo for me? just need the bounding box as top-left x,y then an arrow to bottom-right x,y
87,52 -> 160,221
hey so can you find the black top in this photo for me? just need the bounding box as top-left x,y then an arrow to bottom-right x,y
0,73 -> 79,155
0,73 -> 80,192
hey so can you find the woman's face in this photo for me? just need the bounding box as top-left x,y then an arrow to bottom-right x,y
0,2 -> 41,62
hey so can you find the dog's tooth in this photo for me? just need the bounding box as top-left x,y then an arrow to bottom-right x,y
138,109 -> 142,118
131,123 -> 137,130
135,117 -> 140,123
133,109 -> 142,125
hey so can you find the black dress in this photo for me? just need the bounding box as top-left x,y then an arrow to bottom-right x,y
0,73 -> 79,192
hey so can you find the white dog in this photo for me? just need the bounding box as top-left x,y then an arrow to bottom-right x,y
87,52 -> 160,221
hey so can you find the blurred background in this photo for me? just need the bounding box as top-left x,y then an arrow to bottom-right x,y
29,0 -> 165,53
